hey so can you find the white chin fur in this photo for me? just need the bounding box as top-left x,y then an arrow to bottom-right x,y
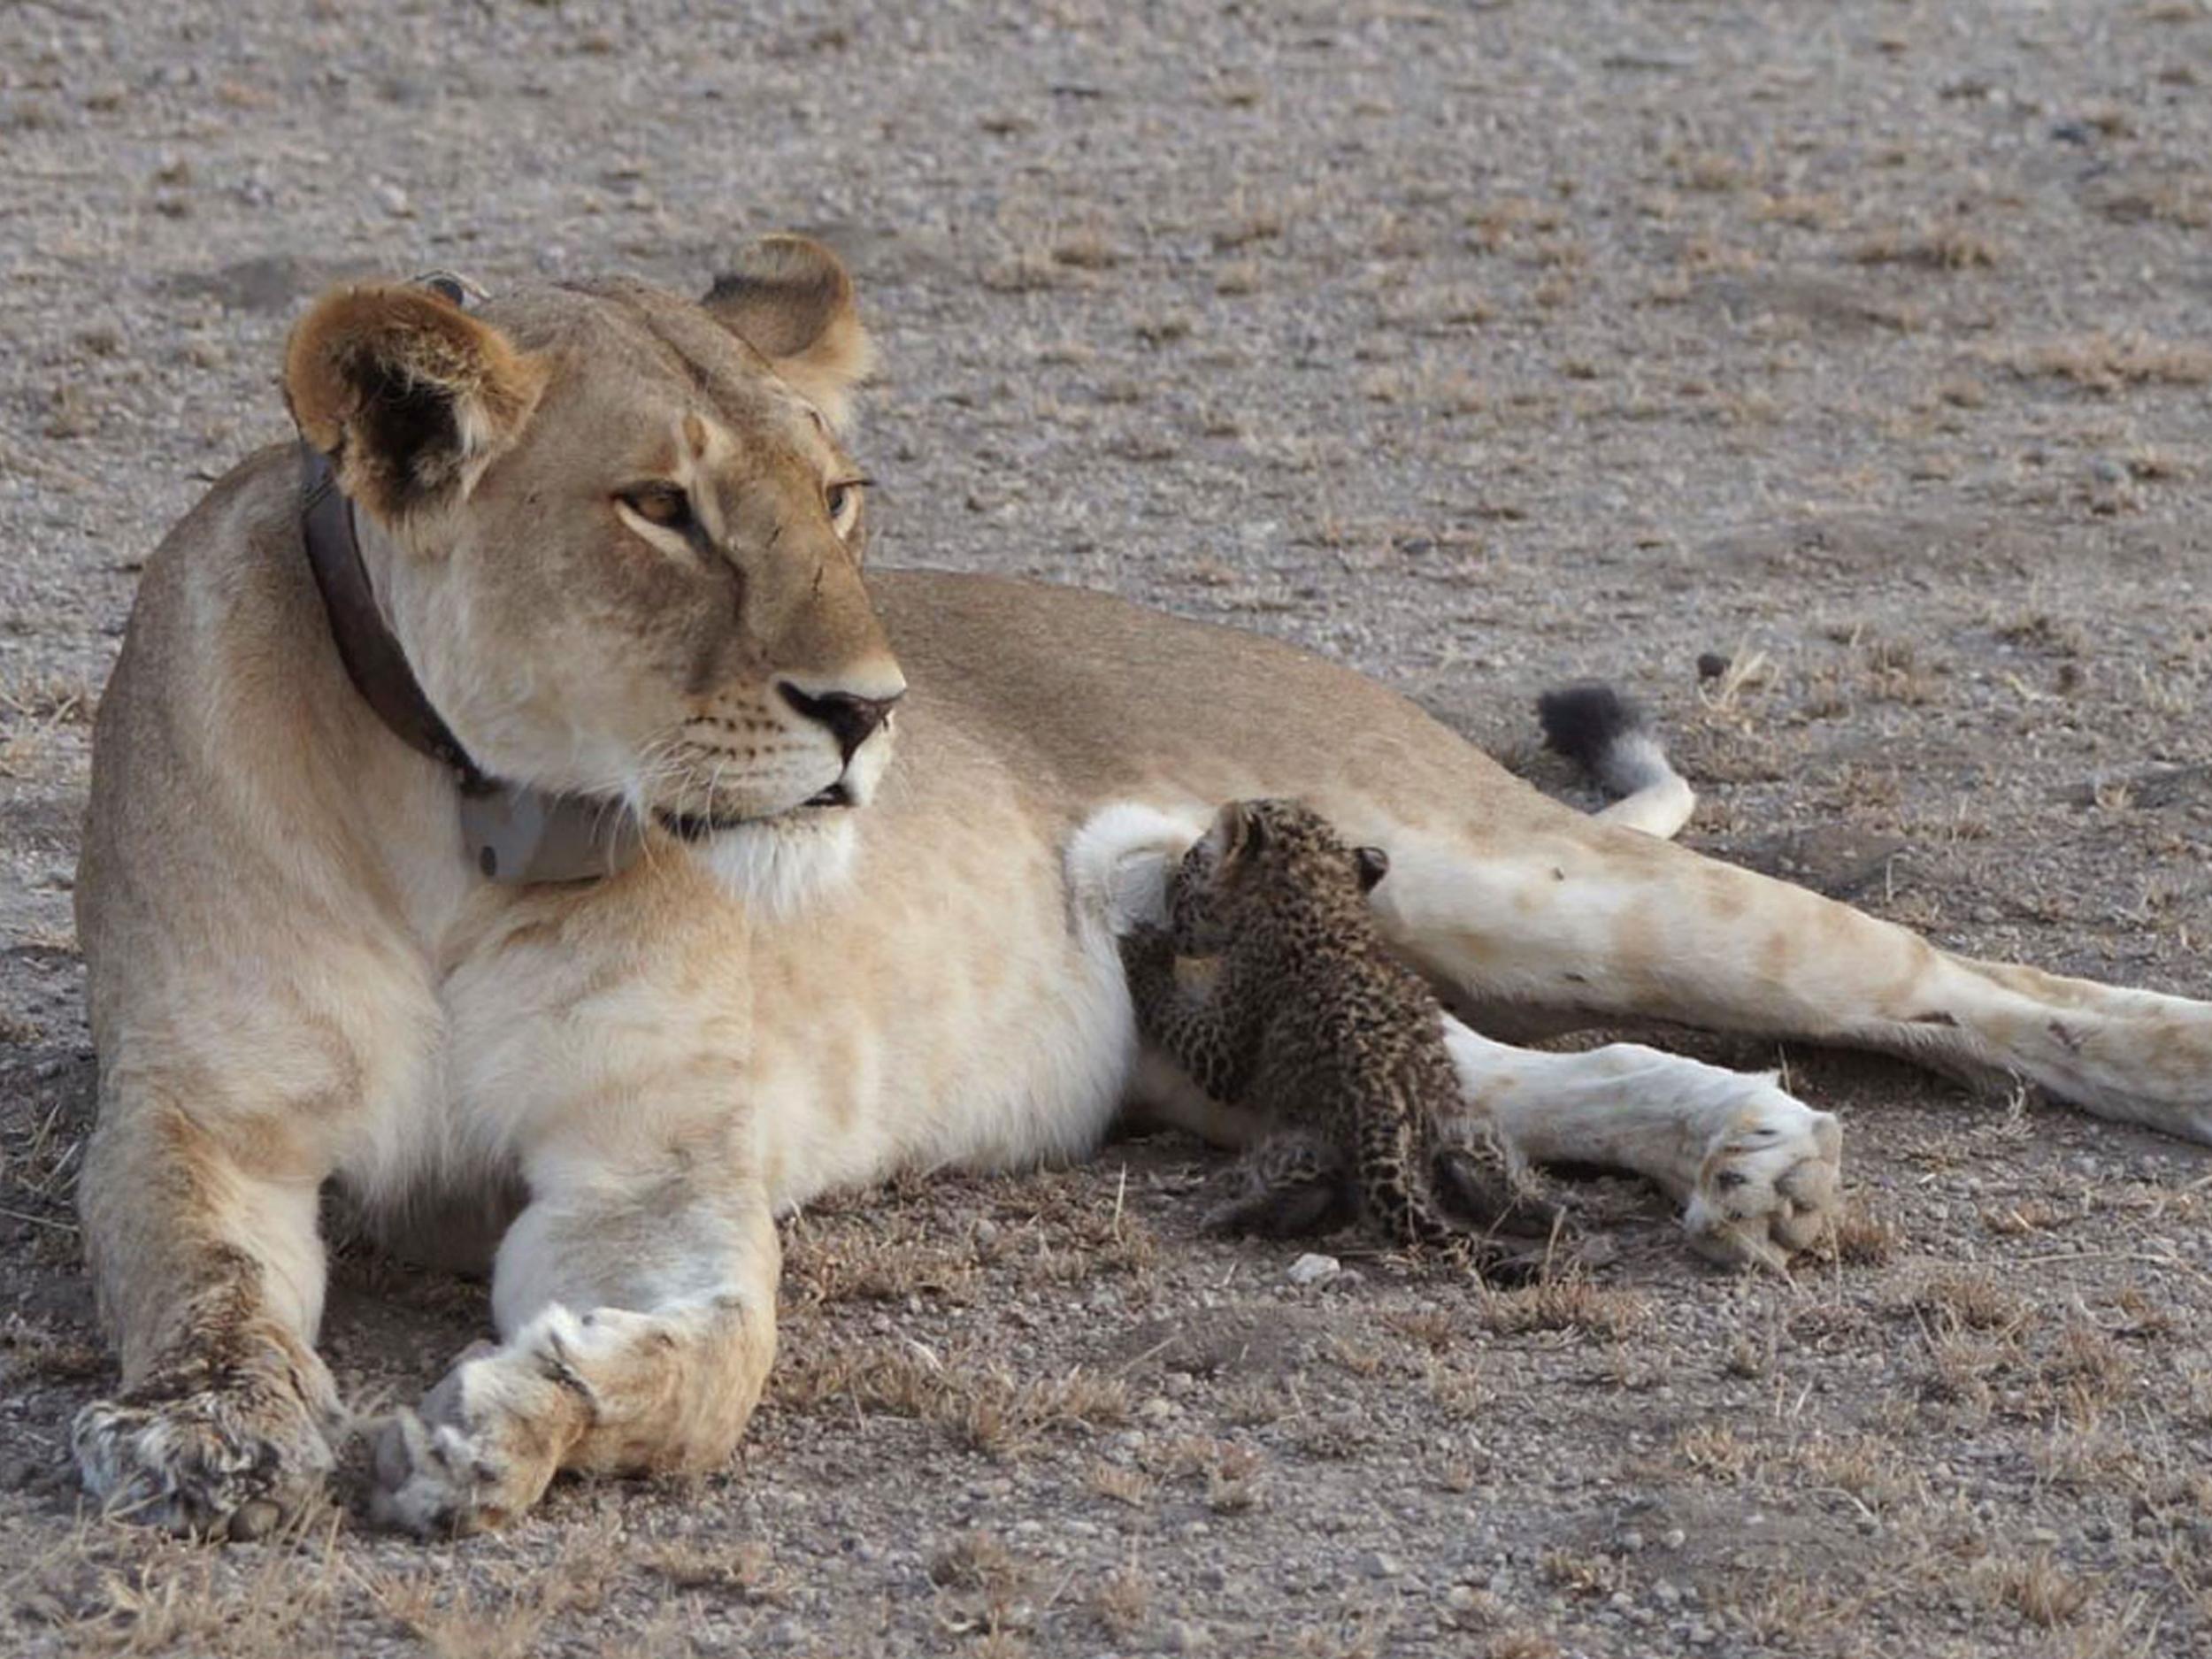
691,813 -> 859,917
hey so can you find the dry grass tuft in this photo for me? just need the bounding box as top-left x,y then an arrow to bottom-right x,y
1996,332 -> 2212,392
1478,1276 -> 1646,1340
637,1536 -> 784,1601
1851,224 -> 2001,270
0,668 -> 95,726
1901,1269 -> 2029,1333
1675,1421 -> 1756,1480
769,1334 -> 1127,1457
1540,1549 -> 1624,1598
1085,1460 -> 1154,1508
1983,1551 -> 2093,1627
373,1525 -> 617,1659
929,1530 -> 1026,1594
1831,1205 -> 1905,1265
1089,1561 -> 1150,1639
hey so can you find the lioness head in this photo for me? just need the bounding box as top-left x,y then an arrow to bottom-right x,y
282,235 -> 903,900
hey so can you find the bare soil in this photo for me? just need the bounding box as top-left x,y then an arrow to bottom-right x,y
4,3 -> 2212,1655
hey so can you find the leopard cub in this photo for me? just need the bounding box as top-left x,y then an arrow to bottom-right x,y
1121,797 -> 1555,1256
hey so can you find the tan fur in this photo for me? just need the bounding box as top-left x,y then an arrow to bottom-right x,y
73,242 -> 2212,1538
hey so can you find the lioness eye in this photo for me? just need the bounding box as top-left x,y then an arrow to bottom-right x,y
826,477 -> 868,532
618,485 -> 694,533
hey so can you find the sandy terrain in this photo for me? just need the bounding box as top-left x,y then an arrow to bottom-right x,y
4,2 -> 2212,1654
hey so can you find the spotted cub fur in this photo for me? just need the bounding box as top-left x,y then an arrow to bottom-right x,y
1122,797 -> 1552,1253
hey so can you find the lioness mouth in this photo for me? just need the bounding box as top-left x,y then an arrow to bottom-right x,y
657,784 -> 852,841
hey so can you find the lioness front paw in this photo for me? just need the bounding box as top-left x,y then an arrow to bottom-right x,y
1681,1086 -> 1843,1271
369,1338 -> 584,1536
74,1371 -> 338,1540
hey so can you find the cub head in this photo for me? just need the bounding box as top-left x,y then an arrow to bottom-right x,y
283,235 -> 903,902
1166,798 -> 1390,954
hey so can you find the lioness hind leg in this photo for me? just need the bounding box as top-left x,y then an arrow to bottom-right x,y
1377,814 -> 2212,1148
370,1160 -> 780,1535
73,1097 -> 342,1539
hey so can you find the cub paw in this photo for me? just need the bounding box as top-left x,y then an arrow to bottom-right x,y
74,1370 -> 338,1540
1681,1087 -> 1843,1271
1202,1177 -> 1356,1239
1431,1134 -> 1566,1242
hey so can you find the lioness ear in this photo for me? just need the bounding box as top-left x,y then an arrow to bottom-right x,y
1355,845 -> 1390,895
703,234 -> 874,432
284,285 -> 547,521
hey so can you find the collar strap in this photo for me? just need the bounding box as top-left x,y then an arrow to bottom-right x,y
296,442 -> 644,884
299,442 -> 489,793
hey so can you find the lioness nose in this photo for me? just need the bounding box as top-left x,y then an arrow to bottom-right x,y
780,682 -> 902,762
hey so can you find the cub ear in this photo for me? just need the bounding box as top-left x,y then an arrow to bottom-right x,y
285,285 -> 546,522
1217,799 -> 1268,864
1354,845 -> 1390,895
703,234 -> 874,432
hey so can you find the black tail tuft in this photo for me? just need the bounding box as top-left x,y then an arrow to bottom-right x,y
1537,682 -> 1649,775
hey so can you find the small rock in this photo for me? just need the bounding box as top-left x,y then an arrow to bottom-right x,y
1286,1252 -> 1340,1286
375,181 -> 415,219
1165,1619 -> 1210,1653
1363,1551 -> 1404,1579
1696,651 -> 1730,680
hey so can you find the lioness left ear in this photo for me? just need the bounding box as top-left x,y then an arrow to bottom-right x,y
1355,846 -> 1390,895
703,234 -> 874,433
284,285 -> 546,523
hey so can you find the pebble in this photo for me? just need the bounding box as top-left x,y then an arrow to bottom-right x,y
1362,1550 -> 1404,1578
1286,1252 -> 1340,1286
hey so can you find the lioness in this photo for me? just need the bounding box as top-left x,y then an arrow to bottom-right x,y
71,236 -> 2212,1539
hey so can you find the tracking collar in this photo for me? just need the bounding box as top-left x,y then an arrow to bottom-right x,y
298,442 -> 643,884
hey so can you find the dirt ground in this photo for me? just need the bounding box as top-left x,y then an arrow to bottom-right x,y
4,1 -> 2212,1655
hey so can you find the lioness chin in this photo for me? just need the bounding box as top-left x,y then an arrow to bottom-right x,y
70,234 -> 2212,1538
